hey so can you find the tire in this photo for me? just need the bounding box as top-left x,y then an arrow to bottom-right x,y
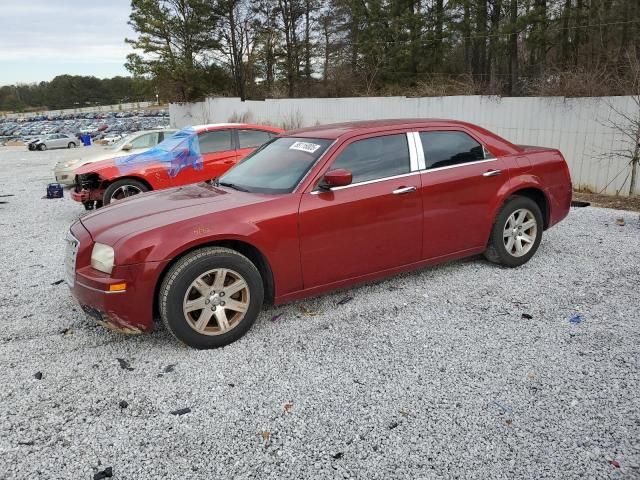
103,178 -> 149,205
159,247 -> 264,349
484,195 -> 544,268
38,144 -> 46,151
68,142 -> 76,148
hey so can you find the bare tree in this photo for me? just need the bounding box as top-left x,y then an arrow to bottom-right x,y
597,52 -> 640,196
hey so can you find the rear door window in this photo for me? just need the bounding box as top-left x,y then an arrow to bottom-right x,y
198,130 -> 232,154
419,131 -> 486,169
329,134 -> 410,183
238,129 -> 274,149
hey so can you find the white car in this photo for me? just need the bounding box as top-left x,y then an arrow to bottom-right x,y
33,133 -> 79,151
103,134 -> 123,144
53,129 -> 177,186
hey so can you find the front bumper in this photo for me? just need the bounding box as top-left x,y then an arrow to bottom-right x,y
67,221 -> 167,333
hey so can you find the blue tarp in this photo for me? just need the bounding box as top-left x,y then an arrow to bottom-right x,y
114,127 -> 202,178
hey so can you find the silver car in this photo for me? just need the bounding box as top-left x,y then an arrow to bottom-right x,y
34,133 -> 79,151
53,129 -> 177,185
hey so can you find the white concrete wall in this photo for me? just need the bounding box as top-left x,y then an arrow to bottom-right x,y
170,95 -> 639,195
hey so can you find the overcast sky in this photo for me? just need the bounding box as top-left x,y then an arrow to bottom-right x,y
0,0 -> 134,86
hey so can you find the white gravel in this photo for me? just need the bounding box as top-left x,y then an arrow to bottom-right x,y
0,146 -> 639,479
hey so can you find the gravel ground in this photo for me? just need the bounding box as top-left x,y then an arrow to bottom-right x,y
0,146 -> 639,479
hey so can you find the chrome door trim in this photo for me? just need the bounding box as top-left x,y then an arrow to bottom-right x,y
311,171 -> 421,194
482,169 -> 502,177
423,158 -> 498,173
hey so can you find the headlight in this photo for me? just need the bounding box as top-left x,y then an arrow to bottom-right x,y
91,243 -> 115,274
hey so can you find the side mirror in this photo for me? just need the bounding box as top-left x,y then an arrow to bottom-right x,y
122,143 -> 133,151
319,168 -> 352,190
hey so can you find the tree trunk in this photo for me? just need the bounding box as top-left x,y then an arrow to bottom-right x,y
304,0 -> 312,81
435,0 -> 444,67
508,0 -> 518,95
561,0 -> 571,67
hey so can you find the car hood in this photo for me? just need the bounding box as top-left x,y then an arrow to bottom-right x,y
74,157 -> 117,175
79,182 -> 279,246
56,147 -> 142,170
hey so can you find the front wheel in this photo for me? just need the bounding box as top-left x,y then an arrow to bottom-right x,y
159,247 -> 264,349
68,142 -> 76,148
38,144 -> 46,151
484,196 -> 543,267
103,178 -> 149,205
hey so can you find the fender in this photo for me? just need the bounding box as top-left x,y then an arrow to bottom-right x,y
492,173 -> 551,226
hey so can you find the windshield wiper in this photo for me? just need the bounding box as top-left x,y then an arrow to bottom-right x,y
216,180 -> 250,192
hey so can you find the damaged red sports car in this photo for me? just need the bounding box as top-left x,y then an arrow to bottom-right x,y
66,119 -> 572,349
71,123 -> 283,209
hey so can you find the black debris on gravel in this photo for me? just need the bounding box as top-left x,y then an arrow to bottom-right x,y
50,279 -> 64,286
93,466 -> 113,479
170,407 -> 192,416
34,372 -> 42,380
119,400 -> 128,409
163,364 -> 177,373
116,358 -> 134,371
521,313 -> 534,319
336,296 -> 354,305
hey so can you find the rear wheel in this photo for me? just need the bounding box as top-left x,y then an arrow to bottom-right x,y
103,178 -> 149,205
159,247 -> 264,349
38,144 -> 46,151
484,196 -> 543,267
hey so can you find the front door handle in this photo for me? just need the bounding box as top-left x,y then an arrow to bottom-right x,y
392,186 -> 417,195
483,169 -> 502,177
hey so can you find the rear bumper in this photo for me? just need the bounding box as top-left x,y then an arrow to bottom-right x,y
53,167 -> 75,186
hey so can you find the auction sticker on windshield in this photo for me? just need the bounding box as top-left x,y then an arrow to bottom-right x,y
289,141 -> 321,153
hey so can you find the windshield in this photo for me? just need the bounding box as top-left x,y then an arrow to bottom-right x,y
219,137 -> 333,194
108,133 -> 136,150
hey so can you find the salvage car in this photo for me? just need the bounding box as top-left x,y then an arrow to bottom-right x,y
71,123 -> 283,209
65,119 -> 572,348
53,129 -> 176,186
33,133 -> 79,151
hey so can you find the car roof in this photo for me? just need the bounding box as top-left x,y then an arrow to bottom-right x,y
285,118 -> 487,140
124,129 -> 177,137
190,123 -> 282,133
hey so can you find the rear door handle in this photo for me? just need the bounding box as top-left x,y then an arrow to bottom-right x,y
392,186 -> 417,195
483,169 -> 502,177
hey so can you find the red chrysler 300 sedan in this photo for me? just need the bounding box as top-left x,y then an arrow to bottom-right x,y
66,119 -> 572,349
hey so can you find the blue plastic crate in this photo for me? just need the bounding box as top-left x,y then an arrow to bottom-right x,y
47,183 -> 64,199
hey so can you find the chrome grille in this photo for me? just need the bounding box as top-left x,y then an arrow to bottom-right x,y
65,231 -> 79,287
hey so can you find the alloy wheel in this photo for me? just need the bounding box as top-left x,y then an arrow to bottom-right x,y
110,184 -> 142,202
182,268 -> 250,336
503,208 -> 537,257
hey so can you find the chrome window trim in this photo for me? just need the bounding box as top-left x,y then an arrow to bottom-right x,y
411,132 -> 426,170
423,158 -> 497,173
406,132 -> 419,172
311,171 -> 421,194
